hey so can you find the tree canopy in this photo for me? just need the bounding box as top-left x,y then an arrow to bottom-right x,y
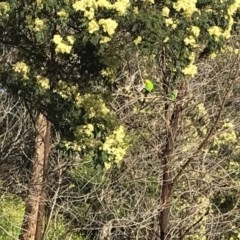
0,0 -> 240,239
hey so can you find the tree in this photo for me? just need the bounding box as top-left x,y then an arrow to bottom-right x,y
0,0 -> 240,239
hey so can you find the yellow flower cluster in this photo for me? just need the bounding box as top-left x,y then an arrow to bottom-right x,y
63,123 -> 129,167
57,9 -> 69,19
208,26 -> 223,41
13,61 -> 29,79
102,125 -> 128,167
54,80 -> 110,119
88,19 -> 100,33
182,63 -> 197,77
164,18 -> 177,29
52,34 -> 75,54
76,93 -> 110,118
62,140 -> 83,152
224,0 -> 240,40
99,18 -> 118,36
72,0 -> 129,41
36,0 -> 44,9
88,18 -> 118,38
113,0 -> 130,15
75,124 -> 94,138
53,80 -> 78,99
228,0 -> 240,15
162,6 -> 170,17
182,51 -> 197,77
84,7 -> 95,20
100,36 -> 111,43
173,0 -> 198,17
207,1 -> 240,41
33,18 -> 45,32
100,67 -> 114,77
73,0 -> 130,15
191,26 -> 200,37
68,123 -> 97,152
0,2 -> 10,17
184,35 -> 197,47
134,36 -> 142,45
36,75 -> 50,90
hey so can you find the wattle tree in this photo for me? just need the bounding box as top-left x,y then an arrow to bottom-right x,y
0,0 -> 239,239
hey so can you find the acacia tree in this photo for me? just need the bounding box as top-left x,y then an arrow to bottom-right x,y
0,0 -> 240,239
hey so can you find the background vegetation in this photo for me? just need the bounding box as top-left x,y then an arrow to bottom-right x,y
0,0 -> 240,239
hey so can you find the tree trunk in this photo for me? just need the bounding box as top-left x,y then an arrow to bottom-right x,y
35,119 -> 51,240
159,144 -> 173,240
19,113 -> 51,240
159,80 -> 185,240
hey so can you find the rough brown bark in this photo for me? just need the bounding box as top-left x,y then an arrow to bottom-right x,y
159,80 -> 185,240
35,119 -> 51,240
19,113 -> 50,240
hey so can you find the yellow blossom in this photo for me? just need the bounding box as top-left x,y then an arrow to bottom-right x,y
0,2 -> 10,11
102,126 -> 128,165
228,2 -> 240,16
75,124 -> 94,137
104,162 -> 112,170
163,37 -> 169,43
36,75 -> 50,89
184,35 -> 197,47
52,34 -> 63,44
13,61 -> 30,79
52,35 -> 73,54
100,36 -> 111,44
172,23 -> 177,29
164,18 -> 178,29
72,1 -> 85,11
57,9 -> 69,18
133,36 -> 142,45
72,0 -> 97,11
133,7 -> 139,14
67,35 -> 75,45
188,52 -> 195,62
0,2 -> 10,16
234,48 -> 239,54
113,0 -> 130,15
76,94 -> 110,118
208,26 -> 223,40
182,63 -> 197,77
162,6 -> 170,17
97,0 -> 112,9
191,26 -> 200,37
34,18 -> 44,32
101,67 -> 114,77
173,0 -> 198,17
209,52 -> 217,59
84,7 -> 95,20
165,18 -> 173,26
88,19 -> 100,33
99,18 -> 118,36
36,0 -> 44,8
55,42 -> 72,54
